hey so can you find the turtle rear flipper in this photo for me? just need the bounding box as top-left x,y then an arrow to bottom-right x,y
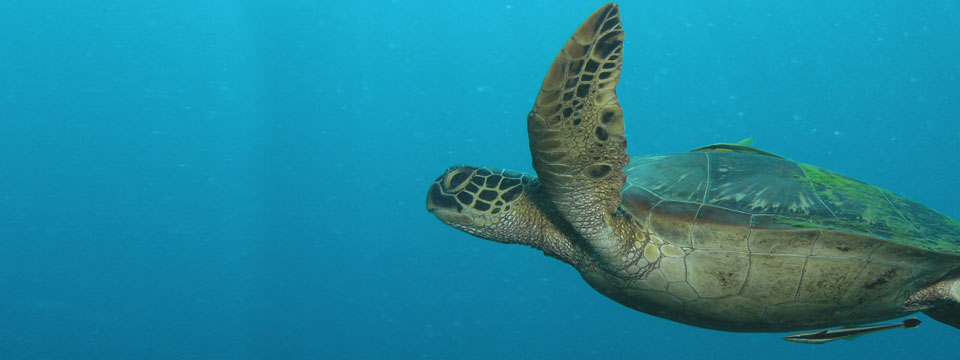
909,278 -> 960,329
924,303 -> 960,329
527,3 -> 629,237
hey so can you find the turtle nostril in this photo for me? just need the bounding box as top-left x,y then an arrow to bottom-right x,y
427,183 -> 461,212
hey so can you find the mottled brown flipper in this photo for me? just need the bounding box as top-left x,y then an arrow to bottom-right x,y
527,3 -> 629,235
912,277 -> 960,329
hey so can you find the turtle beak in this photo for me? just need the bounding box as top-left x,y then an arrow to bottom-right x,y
426,183 -> 473,225
426,183 -> 458,213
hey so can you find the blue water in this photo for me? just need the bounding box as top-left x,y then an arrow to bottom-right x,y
1,0 -> 958,359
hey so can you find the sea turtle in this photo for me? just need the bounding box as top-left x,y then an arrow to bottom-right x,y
425,3 -> 960,337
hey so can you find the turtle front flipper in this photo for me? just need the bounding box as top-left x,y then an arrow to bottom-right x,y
528,3 -> 629,239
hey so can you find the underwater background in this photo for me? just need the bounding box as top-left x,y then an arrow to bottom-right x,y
1,0 -> 958,359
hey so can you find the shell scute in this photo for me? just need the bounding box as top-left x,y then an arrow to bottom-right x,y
623,152 -> 960,255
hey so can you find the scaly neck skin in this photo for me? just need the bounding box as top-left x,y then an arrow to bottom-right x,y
503,185 -> 645,272
511,188 -> 648,276
453,181 -> 587,267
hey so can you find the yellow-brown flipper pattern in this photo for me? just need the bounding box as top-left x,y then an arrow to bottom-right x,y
527,3 -> 629,235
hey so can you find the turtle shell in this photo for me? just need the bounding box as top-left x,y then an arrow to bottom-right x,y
621,151 -> 960,255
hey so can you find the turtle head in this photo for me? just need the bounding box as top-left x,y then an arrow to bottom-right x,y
427,165 -> 580,264
426,166 -> 534,239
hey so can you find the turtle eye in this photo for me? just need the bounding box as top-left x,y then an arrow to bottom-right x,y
442,168 -> 474,193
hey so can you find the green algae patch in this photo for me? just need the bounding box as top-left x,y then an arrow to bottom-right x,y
787,163 -> 960,255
